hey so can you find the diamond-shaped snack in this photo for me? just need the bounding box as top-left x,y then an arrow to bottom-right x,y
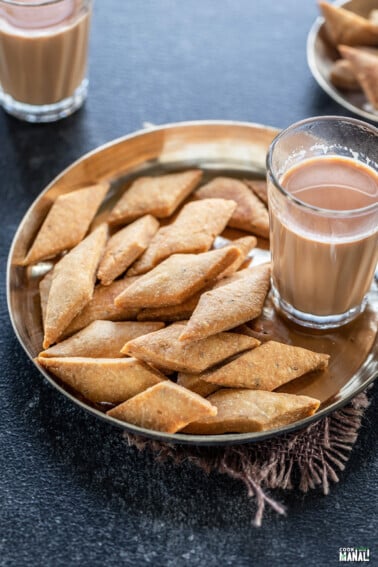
127,198 -> 236,275
217,236 -> 257,278
202,341 -> 330,390
122,322 -> 260,373
97,215 -> 159,285
195,177 -> 269,238
108,170 -> 203,226
339,45 -> 378,109
177,372 -> 221,398
43,224 -> 108,349
39,269 -> 54,328
319,1 -> 378,47
37,356 -> 165,404
62,276 -> 140,338
183,389 -> 320,434
243,179 -> 268,205
39,320 -> 165,359
107,381 -> 217,433
329,59 -> 360,90
179,263 -> 271,343
137,290 -> 203,322
115,246 -> 241,309
23,183 -> 109,265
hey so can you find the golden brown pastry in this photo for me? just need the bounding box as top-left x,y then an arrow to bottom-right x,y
43,224 -> 108,349
62,276 -> 140,337
183,389 -> 320,434
122,322 -> 260,373
244,179 -> 268,205
39,320 -> 165,358
37,356 -> 165,403
97,215 -> 159,285
127,199 -> 237,276
107,381 -> 217,433
217,236 -> 257,278
39,269 -> 54,328
136,291 -> 204,322
319,1 -> 378,47
330,59 -> 360,90
23,183 -> 109,265
108,170 -> 203,226
195,177 -> 269,238
177,373 -> 221,397
339,45 -> 378,109
179,263 -> 271,343
201,341 -> 330,390
115,246 -> 241,309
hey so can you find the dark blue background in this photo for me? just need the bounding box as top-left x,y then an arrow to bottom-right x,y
1,1 -> 377,565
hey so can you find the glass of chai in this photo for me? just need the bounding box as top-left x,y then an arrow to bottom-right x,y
267,116 -> 378,330
0,0 -> 92,122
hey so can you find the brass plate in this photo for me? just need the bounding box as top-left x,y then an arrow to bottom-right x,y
6,120 -> 378,446
307,0 -> 378,123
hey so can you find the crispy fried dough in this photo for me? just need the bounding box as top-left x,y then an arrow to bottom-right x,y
195,177 -> 269,238
122,322 -> 260,373
179,263 -> 271,342
115,247 -> 241,309
39,320 -> 165,358
330,59 -> 360,90
319,1 -> 378,46
23,183 -> 109,265
202,341 -> 330,390
107,381 -> 217,433
183,389 -> 320,434
217,236 -> 257,278
43,224 -> 108,349
37,356 -> 165,403
97,215 -> 159,285
62,276 -> 140,337
39,269 -> 54,328
244,179 -> 268,205
127,199 -> 237,275
177,373 -> 221,397
108,170 -> 203,226
137,291 -> 203,322
339,45 -> 378,108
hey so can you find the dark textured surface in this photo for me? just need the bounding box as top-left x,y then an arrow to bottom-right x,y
1,1 -> 377,566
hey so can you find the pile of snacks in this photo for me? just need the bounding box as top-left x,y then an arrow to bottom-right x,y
23,170 -> 329,435
320,1 -> 378,110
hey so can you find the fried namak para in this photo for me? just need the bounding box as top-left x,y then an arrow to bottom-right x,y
23,183 -> 109,265
330,59 -> 360,90
177,373 -> 221,397
123,322 -> 260,373
137,291 -> 203,322
127,198 -> 237,275
243,179 -> 268,205
43,224 -> 108,349
62,276 -> 140,337
115,246 -> 242,309
39,269 -> 54,329
107,381 -> 217,433
37,356 -> 165,403
183,389 -> 320,434
217,236 -> 257,278
339,45 -> 378,109
179,263 -> 271,343
319,1 -> 378,47
39,320 -> 165,359
108,170 -> 203,226
195,177 -> 269,238
97,215 -> 159,285
202,340 -> 330,390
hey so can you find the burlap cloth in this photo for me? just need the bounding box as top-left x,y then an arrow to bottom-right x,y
125,391 -> 369,526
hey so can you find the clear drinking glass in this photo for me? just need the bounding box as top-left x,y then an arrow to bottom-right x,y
0,0 -> 92,122
267,116 -> 378,329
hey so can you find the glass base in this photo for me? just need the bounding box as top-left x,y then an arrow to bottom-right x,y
271,283 -> 368,330
0,79 -> 88,123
